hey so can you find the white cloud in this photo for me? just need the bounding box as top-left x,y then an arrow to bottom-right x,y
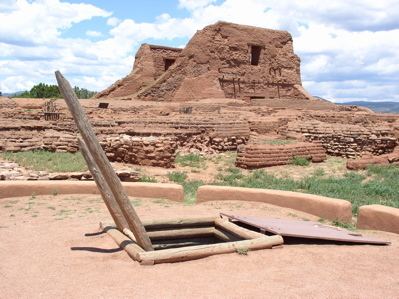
0,0 -> 398,102
106,17 -> 121,27
0,0 -> 110,45
178,0 -> 217,10
86,30 -> 103,37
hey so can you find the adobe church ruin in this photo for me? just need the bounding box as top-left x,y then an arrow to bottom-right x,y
96,21 -> 312,101
0,22 -> 397,173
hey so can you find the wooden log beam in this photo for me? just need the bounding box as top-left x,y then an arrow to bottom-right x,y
215,218 -> 265,240
147,227 -> 215,240
78,138 -> 128,231
143,217 -> 216,230
138,235 -> 284,264
214,228 -> 241,242
55,71 -> 153,251
100,224 -> 144,262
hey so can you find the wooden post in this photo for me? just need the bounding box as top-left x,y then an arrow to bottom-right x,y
100,224 -> 144,262
55,71 -> 153,251
78,138 -> 129,231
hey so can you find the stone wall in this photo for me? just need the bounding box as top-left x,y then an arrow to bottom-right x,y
283,120 -> 397,158
236,142 -> 326,169
102,135 -> 178,168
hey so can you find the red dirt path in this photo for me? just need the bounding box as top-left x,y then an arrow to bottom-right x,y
1,194 -> 398,298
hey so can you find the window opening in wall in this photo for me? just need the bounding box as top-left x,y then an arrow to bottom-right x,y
164,58 -> 175,71
250,45 -> 262,66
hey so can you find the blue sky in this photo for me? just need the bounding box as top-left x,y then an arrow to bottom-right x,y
0,0 -> 398,102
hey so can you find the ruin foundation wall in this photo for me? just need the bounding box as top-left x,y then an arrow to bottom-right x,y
236,142 -> 326,169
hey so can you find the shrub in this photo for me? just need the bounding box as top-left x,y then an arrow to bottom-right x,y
290,156 -> 310,166
167,171 -> 187,183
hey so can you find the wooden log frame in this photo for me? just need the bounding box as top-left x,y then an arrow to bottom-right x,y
55,71 -> 153,251
102,216 -> 284,265
55,71 -> 284,263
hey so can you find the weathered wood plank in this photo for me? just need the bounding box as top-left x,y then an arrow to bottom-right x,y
78,138 -> 128,230
55,71 -> 153,251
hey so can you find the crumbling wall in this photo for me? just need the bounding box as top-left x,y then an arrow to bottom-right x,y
236,142 -> 326,169
102,135 -> 177,168
283,120 -> 397,158
95,44 -> 182,99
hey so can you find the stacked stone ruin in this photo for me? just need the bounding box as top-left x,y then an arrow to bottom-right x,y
283,120 -> 397,158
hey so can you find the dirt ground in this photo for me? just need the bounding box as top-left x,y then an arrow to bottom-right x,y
1,194 -> 398,298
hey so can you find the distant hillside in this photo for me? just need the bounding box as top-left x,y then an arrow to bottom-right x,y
338,101 -> 399,113
2,91 -> 24,97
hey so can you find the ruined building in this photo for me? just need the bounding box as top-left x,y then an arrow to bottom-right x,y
96,21 -> 313,102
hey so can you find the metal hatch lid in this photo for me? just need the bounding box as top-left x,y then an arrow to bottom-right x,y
220,213 -> 390,245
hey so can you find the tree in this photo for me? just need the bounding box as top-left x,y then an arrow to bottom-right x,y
12,83 -> 97,99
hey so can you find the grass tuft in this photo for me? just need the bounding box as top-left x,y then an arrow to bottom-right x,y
290,156 -> 310,166
138,175 -> 158,183
175,153 -> 205,168
167,171 -> 187,184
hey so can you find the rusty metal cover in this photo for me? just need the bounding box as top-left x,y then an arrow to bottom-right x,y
221,213 -> 390,245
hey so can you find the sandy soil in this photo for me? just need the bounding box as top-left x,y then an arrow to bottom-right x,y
1,194 -> 398,298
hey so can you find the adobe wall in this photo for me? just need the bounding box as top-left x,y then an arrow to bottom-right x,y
136,21 -> 311,102
196,185 -> 352,222
95,44 -> 182,99
357,205 -> 399,234
236,142 -> 326,169
283,120 -> 397,158
0,181 -> 184,202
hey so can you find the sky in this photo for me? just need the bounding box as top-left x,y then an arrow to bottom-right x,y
0,0 -> 398,102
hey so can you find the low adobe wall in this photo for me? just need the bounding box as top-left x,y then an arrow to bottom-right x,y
357,205 -> 399,234
236,142 -> 326,169
197,185 -> 352,222
0,181 -> 184,202
346,150 -> 399,170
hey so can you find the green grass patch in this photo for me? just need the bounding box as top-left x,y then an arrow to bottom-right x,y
168,171 -> 187,184
214,165 -> 399,214
332,220 -> 356,230
290,156 -> 310,166
175,153 -> 205,168
167,171 -> 203,204
138,175 -> 158,183
0,150 -> 87,172
183,180 -> 204,204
